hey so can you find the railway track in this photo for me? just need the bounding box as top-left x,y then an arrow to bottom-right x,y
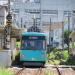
15,67 -> 43,75
9,65 -> 75,75
15,67 -> 26,75
48,65 -> 75,75
45,64 -> 75,75
35,67 -> 43,75
55,66 -> 61,75
56,67 -> 75,75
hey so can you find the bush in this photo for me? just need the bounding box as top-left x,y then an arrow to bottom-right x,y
65,55 -> 75,65
47,48 -> 69,65
45,69 -> 54,75
0,68 -> 14,75
62,50 -> 69,60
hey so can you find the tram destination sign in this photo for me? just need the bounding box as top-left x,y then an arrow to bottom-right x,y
22,36 -> 46,40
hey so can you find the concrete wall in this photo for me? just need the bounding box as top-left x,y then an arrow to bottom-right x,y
0,6 -> 7,26
0,50 -> 11,67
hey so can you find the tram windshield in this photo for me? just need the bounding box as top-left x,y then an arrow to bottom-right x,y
21,36 -> 46,50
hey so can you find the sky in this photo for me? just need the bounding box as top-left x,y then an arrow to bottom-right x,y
22,0 -> 35,3
0,0 -> 35,3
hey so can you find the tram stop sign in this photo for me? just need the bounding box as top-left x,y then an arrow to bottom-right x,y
6,14 -> 12,20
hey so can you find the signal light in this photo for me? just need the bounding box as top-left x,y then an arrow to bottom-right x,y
6,20 -> 12,26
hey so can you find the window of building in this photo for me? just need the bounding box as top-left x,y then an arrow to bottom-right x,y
64,11 -> 71,17
29,0 -> 40,3
25,9 -> 40,14
12,9 -> 19,13
23,0 -> 40,3
51,37 -> 53,42
73,10 -> 75,13
34,0 -> 40,3
43,10 -> 58,15
55,30 -> 58,36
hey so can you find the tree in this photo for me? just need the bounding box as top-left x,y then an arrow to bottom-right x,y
64,30 -> 72,46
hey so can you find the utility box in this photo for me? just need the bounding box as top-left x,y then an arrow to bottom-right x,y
0,50 -> 11,67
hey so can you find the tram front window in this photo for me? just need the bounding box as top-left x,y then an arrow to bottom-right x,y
21,40 -> 45,50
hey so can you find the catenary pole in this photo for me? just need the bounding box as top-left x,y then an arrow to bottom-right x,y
62,21 -> 64,50
49,18 -> 51,52
67,12 -> 70,55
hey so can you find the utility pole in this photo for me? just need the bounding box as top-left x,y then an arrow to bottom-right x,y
32,15 -> 36,32
67,12 -> 70,55
4,0 -> 12,49
40,0 -> 42,30
8,0 -> 10,14
49,18 -> 51,52
21,18 -> 23,28
33,17 -> 36,31
62,21 -> 64,50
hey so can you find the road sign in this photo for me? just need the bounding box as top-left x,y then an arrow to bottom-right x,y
6,20 -> 12,25
4,25 -> 12,35
6,14 -> 12,26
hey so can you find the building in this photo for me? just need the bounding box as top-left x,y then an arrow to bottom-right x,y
0,2 -> 27,67
0,5 -> 8,26
0,4 -> 25,50
1,0 -> 75,47
0,5 -> 8,49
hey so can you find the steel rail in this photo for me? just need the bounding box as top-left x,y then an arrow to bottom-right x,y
35,67 -> 43,75
15,67 -> 26,75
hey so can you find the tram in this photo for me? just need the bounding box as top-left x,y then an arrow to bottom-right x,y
19,32 -> 47,66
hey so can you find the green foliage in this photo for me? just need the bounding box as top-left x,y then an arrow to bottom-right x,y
47,46 -> 75,65
64,30 -> 72,46
45,70 -> 54,75
48,52 -> 55,60
0,68 -> 14,75
66,56 -> 75,65
62,50 -> 69,60
47,46 -> 55,53
47,48 -> 69,65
